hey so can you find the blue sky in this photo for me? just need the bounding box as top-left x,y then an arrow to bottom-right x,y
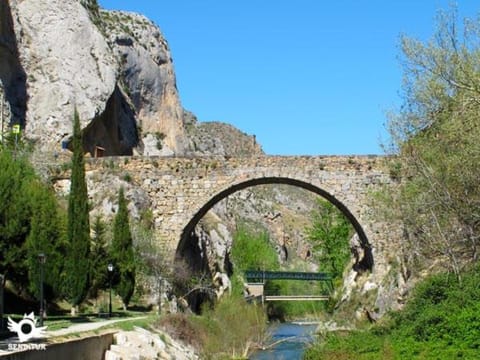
98,1 -> 479,155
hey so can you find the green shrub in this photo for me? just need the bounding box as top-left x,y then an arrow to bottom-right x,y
231,224 -> 279,272
157,313 -> 204,350
194,295 -> 268,359
122,172 -> 132,183
305,265 -> 480,359
158,295 -> 267,359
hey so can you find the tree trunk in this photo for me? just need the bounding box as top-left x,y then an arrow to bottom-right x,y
0,274 -> 4,330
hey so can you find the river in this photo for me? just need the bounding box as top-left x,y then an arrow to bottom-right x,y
250,322 -> 318,360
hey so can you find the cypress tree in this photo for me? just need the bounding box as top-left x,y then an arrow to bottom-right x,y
0,150 -> 35,290
89,215 -> 109,299
64,109 -> 90,314
111,187 -> 135,310
25,180 -> 64,302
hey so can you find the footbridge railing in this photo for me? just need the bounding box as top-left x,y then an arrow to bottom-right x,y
244,271 -> 333,302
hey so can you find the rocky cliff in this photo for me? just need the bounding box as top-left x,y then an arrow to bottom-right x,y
1,0 -> 259,157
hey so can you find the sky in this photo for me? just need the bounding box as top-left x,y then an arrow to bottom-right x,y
98,1 -> 479,156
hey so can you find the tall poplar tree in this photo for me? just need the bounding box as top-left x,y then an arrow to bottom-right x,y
112,187 -> 135,310
306,200 -> 353,281
64,109 -> 90,314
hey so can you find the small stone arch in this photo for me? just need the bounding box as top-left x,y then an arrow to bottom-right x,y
176,177 -> 373,271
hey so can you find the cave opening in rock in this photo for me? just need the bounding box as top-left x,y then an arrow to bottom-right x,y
63,85 -> 139,157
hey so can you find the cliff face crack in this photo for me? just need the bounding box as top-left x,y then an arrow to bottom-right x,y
0,1 -> 27,129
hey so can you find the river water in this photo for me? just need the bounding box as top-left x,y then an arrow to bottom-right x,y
250,322 -> 318,360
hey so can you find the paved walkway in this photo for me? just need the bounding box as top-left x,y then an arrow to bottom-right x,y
0,316 -> 149,354
46,316 -> 149,337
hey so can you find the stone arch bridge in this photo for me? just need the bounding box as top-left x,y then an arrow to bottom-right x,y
85,155 -> 396,270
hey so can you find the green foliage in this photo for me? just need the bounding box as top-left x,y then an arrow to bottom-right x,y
160,295 -> 268,359
230,224 -> 280,312
0,150 -> 34,286
154,132 -> 166,150
88,216 -> 109,298
384,7 -> 480,275
64,109 -> 91,307
122,172 -> 132,183
0,149 -> 66,301
131,220 -> 170,309
231,224 -> 328,319
111,187 -> 136,309
389,268 -> 480,356
264,279 -> 327,318
231,224 -> 279,272
304,265 -> 480,359
306,199 -> 353,281
25,180 -> 65,300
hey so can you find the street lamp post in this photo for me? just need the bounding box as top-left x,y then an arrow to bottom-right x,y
0,274 -> 4,331
38,253 -> 46,327
107,263 -> 113,318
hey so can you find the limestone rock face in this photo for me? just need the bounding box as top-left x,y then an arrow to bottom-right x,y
184,111 -> 263,157
2,0 -> 261,157
2,0 -> 186,155
8,0 -> 117,151
100,9 -> 186,156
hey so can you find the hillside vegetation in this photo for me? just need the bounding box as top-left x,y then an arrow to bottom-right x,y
381,8 -> 480,277
306,7 -> 480,359
304,264 -> 480,359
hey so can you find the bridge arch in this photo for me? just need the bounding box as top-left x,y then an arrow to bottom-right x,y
176,177 -> 374,271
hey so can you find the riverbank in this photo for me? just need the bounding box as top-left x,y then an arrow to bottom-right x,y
304,266 -> 480,359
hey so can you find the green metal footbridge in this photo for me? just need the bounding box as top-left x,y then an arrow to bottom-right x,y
244,271 -> 333,302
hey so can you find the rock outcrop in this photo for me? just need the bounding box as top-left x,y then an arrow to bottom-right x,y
105,326 -> 198,360
99,9 -> 186,156
8,0 -> 117,152
2,0 -> 260,158
184,111 -> 263,157
1,1 -> 170,155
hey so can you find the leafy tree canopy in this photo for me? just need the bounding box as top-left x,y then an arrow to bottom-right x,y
231,224 -> 279,272
385,7 -> 480,275
306,199 -> 353,281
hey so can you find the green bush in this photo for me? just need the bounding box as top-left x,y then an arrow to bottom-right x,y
159,295 -> 267,359
231,224 -> 279,272
304,265 -> 480,359
196,295 -> 268,359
